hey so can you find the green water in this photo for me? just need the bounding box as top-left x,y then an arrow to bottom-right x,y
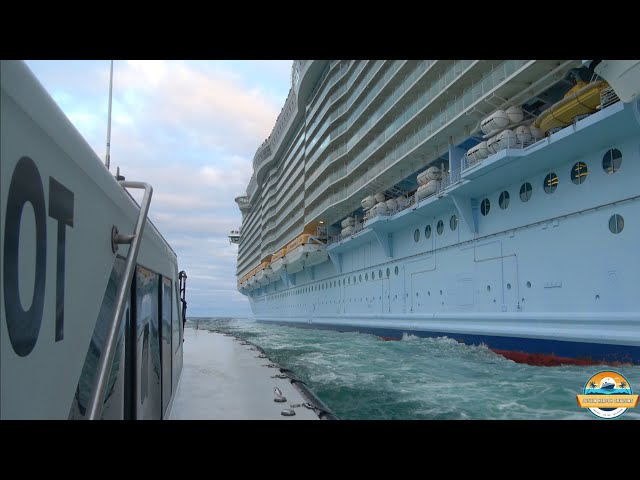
191,317 -> 640,420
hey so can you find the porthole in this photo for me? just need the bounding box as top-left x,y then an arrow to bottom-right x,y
526,281 -> 531,288
450,215 -> 458,231
365,273 -> 368,281
499,191 -> 510,209
520,182 -> 532,202
487,285 -> 491,292
386,268 -> 390,278
507,283 -> 511,290
609,214 -> 624,234
571,162 -> 588,185
378,269 -> 382,279
602,148 -> 622,174
437,220 -> 444,235
359,274 -> 362,283
371,271 -> 375,280
353,276 -> 356,284
425,225 -> 431,239
481,198 -> 490,216
414,228 -> 420,242
544,173 -> 558,194
395,266 -> 399,276
348,277 -> 351,285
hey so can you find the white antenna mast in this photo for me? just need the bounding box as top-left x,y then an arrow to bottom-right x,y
105,60 -> 114,170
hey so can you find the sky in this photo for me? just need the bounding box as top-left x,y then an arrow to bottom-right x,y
25,60 -> 293,317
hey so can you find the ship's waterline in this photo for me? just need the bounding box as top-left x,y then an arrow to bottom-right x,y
194,318 -> 640,420
233,60 -> 640,364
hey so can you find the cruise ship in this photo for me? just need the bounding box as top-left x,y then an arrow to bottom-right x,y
231,60 -> 640,366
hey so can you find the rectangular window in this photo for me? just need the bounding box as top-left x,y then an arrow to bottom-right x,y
172,283 -> 181,354
135,266 -> 161,420
161,277 -> 172,417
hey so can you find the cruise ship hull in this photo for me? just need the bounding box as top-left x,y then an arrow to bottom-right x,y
235,60 -> 640,366
248,98 -> 640,365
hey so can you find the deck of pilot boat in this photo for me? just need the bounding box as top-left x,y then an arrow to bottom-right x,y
168,327 -> 334,420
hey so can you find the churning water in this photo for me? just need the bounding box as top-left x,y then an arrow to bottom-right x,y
188,317 -> 640,420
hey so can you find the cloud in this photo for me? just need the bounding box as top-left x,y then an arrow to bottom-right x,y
25,60 -> 291,317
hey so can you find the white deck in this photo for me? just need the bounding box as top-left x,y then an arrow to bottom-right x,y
168,327 -> 318,420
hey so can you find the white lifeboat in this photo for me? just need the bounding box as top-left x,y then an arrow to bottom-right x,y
529,124 -> 545,140
415,180 -> 438,200
505,105 -> 524,124
466,141 -> 489,163
370,201 -> 388,217
374,192 -> 386,203
481,110 -> 510,135
486,134 -> 500,154
341,225 -> 355,236
285,241 -> 327,274
514,125 -> 532,144
495,129 -> 517,151
417,166 -> 442,185
361,195 -> 376,210
385,198 -> 398,211
341,216 -> 355,228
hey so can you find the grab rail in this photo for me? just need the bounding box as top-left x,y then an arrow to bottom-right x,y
87,181 -> 153,420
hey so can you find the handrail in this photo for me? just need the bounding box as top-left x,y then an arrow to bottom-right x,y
87,181 -> 153,420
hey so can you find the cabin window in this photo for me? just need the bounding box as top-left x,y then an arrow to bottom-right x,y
519,182 -> 532,202
609,214 -> 624,234
499,191 -> 510,209
571,162 -> 588,184
481,198 -> 490,216
425,225 -> 431,239
437,220 -> 444,235
365,273 -> 369,281
359,274 -> 362,283
544,173 -> 558,194
379,269 -> 382,279
450,215 -> 458,231
386,268 -> 390,278
602,148 -> 622,174
395,266 -> 399,276
414,228 -> 420,242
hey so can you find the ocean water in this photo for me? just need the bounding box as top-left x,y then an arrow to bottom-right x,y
189,317 -> 640,420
